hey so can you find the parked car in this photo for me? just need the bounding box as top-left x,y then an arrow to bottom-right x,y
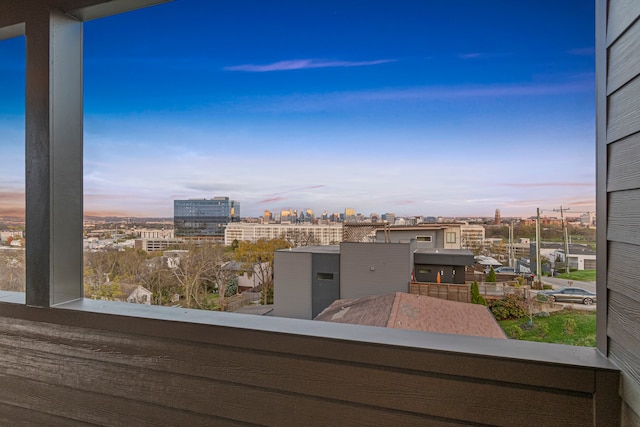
538,287 -> 596,305
494,267 -> 516,274
483,266 -> 516,274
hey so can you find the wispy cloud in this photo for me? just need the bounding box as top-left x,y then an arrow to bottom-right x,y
264,185 -> 325,197
239,79 -> 594,114
567,47 -> 594,56
224,58 -> 395,72
502,182 -> 593,188
458,53 -> 482,59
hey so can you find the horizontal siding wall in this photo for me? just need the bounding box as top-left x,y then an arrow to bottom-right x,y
0,301 -> 620,426
608,132 -> 640,191
604,0 -> 640,423
608,0 -> 640,45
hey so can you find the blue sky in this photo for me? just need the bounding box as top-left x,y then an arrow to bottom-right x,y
0,0 -> 595,218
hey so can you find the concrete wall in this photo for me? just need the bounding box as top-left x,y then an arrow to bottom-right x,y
273,251 -> 312,319
340,242 -> 412,299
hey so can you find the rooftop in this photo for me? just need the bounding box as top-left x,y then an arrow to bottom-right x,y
315,292 -> 506,339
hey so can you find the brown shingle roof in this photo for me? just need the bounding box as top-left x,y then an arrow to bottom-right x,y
315,292 -> 506,339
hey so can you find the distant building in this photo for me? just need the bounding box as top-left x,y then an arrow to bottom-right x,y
580,212 -> 595,226
495,209 -> 501,225
224,223 -> 342,246
135,238 -> 185,252
0,230 -> 23,242
460,225 -> 485,250
381,212 -> 396,224
530,243 -> 596,271
138,229 -> 174,239
174,197 -> 240,238
344,208 -> 356,222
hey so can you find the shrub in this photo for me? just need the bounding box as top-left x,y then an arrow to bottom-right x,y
535,311 -> 550,318
470,281 -> 487,305
490,294 -> 527,320
486,267 -> 497,283
536,323 -> 550,338
564,318 -> 577,335
505,325 -> 523,339
542,284 -> 553,290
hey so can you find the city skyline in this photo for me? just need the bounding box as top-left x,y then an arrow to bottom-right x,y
0,1 -> 595,218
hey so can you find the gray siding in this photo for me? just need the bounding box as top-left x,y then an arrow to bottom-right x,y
274,251 -> 312,319
340,242 -> 411,299
311,253 -> 340,318
600,0 -> 640,421
0,299 -> 622,426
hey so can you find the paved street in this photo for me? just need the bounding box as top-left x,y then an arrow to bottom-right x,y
541,276 -> 596,293
535,276 -> 597,310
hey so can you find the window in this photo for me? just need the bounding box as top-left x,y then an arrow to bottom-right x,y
317,272 -> 334,280
416,236 -> 432,242
0,35 -> 25,293
446,232 -> 457,244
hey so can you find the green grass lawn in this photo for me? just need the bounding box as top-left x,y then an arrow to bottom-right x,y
554,269 -> 596,282
498,310 -> 596,347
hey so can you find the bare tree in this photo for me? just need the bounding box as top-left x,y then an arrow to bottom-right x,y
170,243 -> 232,309
281,229 -> 320,247
0,250 -> 25,292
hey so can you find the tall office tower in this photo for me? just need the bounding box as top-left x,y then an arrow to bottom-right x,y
382,212 -> 396,224
495,209 -> 501,225
344,208 -> 356,222
263,210 -> 272,222
174,197 -> 240,238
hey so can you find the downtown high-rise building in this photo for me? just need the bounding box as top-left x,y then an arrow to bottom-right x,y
174,197 -> 240,238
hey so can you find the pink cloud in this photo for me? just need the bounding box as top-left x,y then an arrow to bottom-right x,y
225,59 -> 395,72
264,185 -> 325,197
257,196 -> 288,204
502,182 -> 593,188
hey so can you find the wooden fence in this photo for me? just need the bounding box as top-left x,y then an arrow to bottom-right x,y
409,282 -> 529,303
409,282 -> 471,303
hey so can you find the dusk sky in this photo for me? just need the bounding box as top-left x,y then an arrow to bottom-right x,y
0,1 -> 595,219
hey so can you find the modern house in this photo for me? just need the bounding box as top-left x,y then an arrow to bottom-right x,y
373,224 -> 463,249
274,242 -> 474,319
531,242 -> 597,271
0,0 -> 636,424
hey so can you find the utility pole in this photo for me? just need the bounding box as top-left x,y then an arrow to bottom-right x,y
536,208 -> 542,289
508,221 -> 514,268
554,206 -> 571,274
